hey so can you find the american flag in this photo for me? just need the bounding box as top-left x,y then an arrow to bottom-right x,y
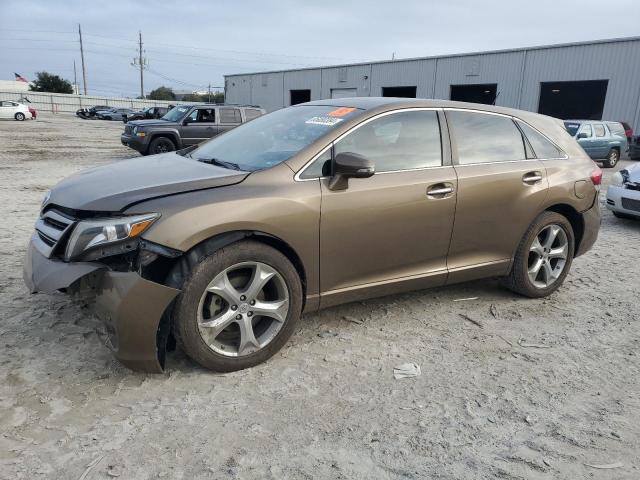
14,73 -> 29,83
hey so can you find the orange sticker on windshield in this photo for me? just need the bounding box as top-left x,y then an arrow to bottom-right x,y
328,107 -> 356,117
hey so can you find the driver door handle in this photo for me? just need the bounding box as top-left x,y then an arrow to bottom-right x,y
522,171 -> 543,185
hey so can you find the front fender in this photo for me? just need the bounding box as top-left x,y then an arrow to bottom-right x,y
148,129 -> 182,148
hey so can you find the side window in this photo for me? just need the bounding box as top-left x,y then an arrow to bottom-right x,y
594,124 -> 606,137
448,110 -> 526,164
195,108 -> 215,123
334,110 -> 442,172
186,109 -> 198,122
579,124 -> 592,138
300,148 -> 332,179
244,108 -> 263,121
220,108 -> 242,124
517,121 -> 565,159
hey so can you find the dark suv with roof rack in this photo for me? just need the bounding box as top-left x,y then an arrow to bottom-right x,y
121,104 -> 266,155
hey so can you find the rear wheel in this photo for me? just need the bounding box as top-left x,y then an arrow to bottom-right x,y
504,211 -> 574,298
604,149 -> 619,168
149,136 -> 176,155
172,241 -> 302,372
14,112 -> 25,121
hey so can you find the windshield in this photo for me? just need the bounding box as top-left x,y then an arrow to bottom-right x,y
190,105 -> 362,171
162,105 -> 191,122
564,121 -> 581,136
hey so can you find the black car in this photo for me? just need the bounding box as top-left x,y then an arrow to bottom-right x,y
121,104 -> 265,155
76,105 -> 111,119
123,106 -> 170,123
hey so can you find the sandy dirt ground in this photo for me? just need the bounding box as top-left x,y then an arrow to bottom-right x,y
0,113 -> 639,480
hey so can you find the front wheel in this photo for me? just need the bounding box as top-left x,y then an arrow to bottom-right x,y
604,149 -> 619,168
172,241 -> 303,372
148,136 -> 176,155
504,211 -> 574,298
15,112 -> 25,121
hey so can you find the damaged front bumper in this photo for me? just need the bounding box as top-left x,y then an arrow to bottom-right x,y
23,236 -> 179,373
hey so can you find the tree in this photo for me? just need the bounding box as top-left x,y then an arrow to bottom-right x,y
181,91 -> 225,103
29,71 -> 73,94
147,86 -> 176,101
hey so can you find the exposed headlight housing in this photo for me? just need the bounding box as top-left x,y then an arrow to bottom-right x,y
64,213 -> 159,260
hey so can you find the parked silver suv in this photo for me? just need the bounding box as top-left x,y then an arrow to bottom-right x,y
121,104 -> 266,155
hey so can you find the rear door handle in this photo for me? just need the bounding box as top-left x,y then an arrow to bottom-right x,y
427,183 -> 455,198
522,171 -> 543,185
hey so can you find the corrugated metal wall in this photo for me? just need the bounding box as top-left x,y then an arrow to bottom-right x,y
432,51 -> 526,107
225,37 -> 640,131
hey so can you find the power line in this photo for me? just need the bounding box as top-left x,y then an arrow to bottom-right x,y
0,30 -> 365,63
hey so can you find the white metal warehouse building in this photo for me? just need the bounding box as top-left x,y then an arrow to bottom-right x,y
224,36 -> 640,131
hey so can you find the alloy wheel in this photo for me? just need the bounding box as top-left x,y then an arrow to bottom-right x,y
527,224 -> 569,289
197,262 -> 289,357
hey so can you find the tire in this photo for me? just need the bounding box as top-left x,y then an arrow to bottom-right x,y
172,240 -> 303,372
148,136 -> 176,155
15,112 -> 25,121
504,211 -> 575,298
603,149 -> 619,168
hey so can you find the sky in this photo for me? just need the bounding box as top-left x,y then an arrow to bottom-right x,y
1,0 -> 638,98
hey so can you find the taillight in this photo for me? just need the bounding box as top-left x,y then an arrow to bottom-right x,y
590,167 -> 602,186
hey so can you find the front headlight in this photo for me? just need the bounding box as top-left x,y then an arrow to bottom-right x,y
132,126 -> 138,135
65,213 -> 158,260
611,170 -> 626,187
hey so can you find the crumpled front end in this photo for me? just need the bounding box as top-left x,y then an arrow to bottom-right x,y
93,271 -> 179,372
23,211 -> 181,373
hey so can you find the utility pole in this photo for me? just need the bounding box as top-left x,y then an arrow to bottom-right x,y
73,60 -> 78,95
78,24 -> 87,95
132,31 -> 146,98
138,31 -> 144,98
208,83 -> 211,103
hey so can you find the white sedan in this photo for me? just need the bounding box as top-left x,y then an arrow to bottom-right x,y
0,100 -> 32,121
606,163 -> 640,219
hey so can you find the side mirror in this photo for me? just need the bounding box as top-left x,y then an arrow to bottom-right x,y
182,118 -> 191,125
328,152 -> 375,191
577,132 -> 589,139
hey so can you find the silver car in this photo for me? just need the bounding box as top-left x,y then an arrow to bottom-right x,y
607,164 -> 640,219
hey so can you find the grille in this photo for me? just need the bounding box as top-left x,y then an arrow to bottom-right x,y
33,209 -> 76,258
621,197 -> 640,212
625,181 -> 640,192
124,125 -> 133,135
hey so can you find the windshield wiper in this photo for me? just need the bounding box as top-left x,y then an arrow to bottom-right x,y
197,157 -> 244,171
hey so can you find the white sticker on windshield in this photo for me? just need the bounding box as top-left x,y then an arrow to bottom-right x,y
305,116 -> 343,126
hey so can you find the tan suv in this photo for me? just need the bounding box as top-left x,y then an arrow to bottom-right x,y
24,98 -> 601,373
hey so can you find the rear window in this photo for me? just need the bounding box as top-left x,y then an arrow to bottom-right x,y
517,121 -> 564,159
448,110 -> 526,164
607,122 -> 626,137
244,108 -> 263,121
564,122 -> 581,136
219,108 -> 242,124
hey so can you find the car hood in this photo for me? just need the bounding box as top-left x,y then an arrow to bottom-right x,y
127,119 -> 177,127
45,152 -> 249,212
